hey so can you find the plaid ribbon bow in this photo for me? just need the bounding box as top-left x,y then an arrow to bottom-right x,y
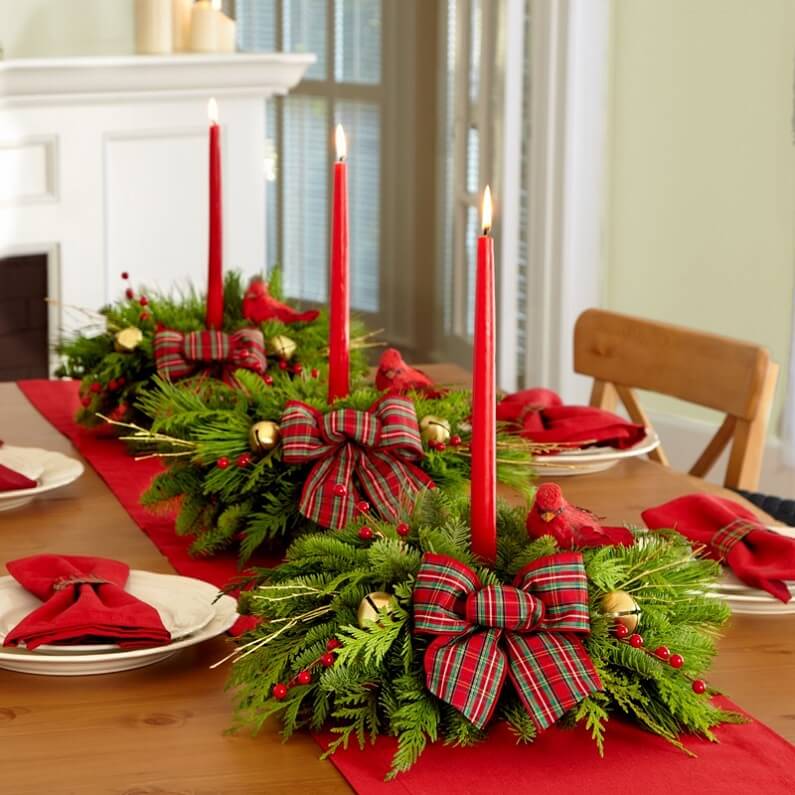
154,328 -> 267,383
280,395 -> 434,529
413,551 -> 602,730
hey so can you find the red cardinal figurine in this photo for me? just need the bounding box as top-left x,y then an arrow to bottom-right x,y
242,277 -> 319,325
375,348 -> 439,395
527,483 -> 634,548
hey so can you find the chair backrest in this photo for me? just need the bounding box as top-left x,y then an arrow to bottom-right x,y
573,308 -> 779,490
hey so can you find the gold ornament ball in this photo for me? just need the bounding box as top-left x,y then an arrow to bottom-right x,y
249,420 -> 281,454
114,326 -> 144,352
420,415 -> 451,445
268,335 -> 297,361
601,590 -> 641,632
357,591 -> 396,627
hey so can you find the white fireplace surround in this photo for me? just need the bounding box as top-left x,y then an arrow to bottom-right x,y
0,53 -> 314,371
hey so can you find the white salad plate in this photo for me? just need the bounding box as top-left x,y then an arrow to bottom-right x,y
0,575 -> 238,675
0,571 -> 217,653
0,446 -> 84,511
532,429 -> 661,477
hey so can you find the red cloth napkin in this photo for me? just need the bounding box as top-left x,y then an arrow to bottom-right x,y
642,495 -> 795,602
497,389 -> 646,450
3,554 -> 172,649
0,463 -> 37,492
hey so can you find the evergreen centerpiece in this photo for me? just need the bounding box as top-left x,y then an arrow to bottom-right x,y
56,270 -> 352,428
122,371 -> 533,560
226,490 -> 740,779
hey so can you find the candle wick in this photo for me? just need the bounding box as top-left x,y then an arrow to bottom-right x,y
482,225 -> 491,237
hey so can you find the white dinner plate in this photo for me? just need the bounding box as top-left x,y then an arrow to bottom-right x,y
532,429 -> 661,477
0,446 -> 84,511
0,579 -> 238,675
0,571 -> 217,653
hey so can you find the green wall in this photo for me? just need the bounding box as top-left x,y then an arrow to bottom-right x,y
607,0 -> 795,431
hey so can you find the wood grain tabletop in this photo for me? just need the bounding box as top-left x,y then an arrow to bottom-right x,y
0,376 -> 792,794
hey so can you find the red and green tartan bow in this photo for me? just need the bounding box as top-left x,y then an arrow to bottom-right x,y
154,328 -> 267,383
413,551 -> 602,730
280,395 -> 434,529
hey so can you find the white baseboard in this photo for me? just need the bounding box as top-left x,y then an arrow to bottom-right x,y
648,411 -> 795,498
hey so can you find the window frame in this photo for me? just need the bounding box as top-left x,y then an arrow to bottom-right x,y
437,0 -> 610,397
266,0 -> 392,331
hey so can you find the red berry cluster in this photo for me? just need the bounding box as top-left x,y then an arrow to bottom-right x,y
276,358 -> 304,376
613,624 -> 706,695
272,638 -> 342,701
428,434 -> 463,453
356,521 -> 411,541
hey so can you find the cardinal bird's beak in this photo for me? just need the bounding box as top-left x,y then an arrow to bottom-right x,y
540,511 -> 556,522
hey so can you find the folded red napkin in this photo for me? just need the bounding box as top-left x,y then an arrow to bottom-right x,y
0,463 -> 37,492
642,495 -> 795,602
3,554 -> 172,649
497,389 -> 646,450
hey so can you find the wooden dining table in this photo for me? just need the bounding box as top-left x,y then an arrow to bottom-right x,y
1,373 -> 793,794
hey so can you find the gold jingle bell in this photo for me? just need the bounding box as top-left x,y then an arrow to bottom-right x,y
420,415 -> 451,446
249,420 -> 281,454
268,335 -> 297,361
357,591 -> 396,627
114,326 -> 144,352
601,590 -> 641,632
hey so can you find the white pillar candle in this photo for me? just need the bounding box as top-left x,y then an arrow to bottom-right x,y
190,0 -> 218,52
171,0 -> 193,52
135,0 -> 173,55
216,12 -> 236,53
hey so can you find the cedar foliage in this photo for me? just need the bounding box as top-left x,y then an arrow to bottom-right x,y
227,491 -> 739,779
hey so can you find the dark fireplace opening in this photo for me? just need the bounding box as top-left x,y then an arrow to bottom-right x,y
0,254 -> 49,381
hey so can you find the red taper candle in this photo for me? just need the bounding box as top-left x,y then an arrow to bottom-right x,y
470,186 -> 497,563
328,123 -> 350,402
206,97 -> 224,329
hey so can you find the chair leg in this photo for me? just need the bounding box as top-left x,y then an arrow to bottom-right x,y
590,380 -> 619,411
725,363 -> 779,490
690,415 -> 736,480
614,385 -> 669,466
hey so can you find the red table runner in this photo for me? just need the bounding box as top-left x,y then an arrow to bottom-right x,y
16,379 -> 795,793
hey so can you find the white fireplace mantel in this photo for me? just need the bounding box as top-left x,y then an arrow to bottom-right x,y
0,53 -> 314,372
0,53 -> 316,106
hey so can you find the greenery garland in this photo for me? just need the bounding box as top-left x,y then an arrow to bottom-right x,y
226,491 -> 740,780
126,372 -> 534,561
56,270 -> 359,428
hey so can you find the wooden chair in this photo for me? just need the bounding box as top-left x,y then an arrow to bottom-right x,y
573,309 -> 779,491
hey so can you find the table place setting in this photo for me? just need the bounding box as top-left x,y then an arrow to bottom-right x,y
0,554 -> 237,675
496,387 -> 661,475
0,444 -> 84,512
642,494 -> 795,616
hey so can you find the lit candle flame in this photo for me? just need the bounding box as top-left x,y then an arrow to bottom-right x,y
335,123 -> 347,161
208,97 -> 219,124
211,0 -> 222,10
481,185 -> 492,235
